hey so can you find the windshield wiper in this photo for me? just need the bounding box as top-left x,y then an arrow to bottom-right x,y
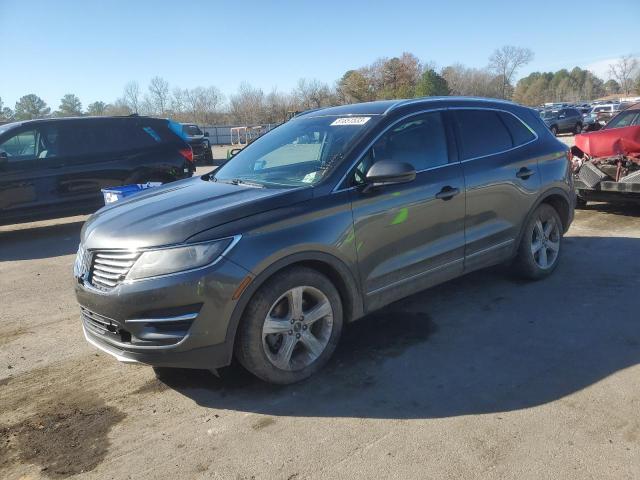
219,178 -> 264,188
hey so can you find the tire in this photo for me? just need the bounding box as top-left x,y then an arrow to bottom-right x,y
204,142 -> 213,163
235,266 -> 343,384
576,195 -> 588,208
513,203 -> 563,280
574,123 -> 582,134
550,125 -> 558,136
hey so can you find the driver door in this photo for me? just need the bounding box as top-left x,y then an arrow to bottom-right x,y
348,111 -> 466,311
0,123 -> 66,221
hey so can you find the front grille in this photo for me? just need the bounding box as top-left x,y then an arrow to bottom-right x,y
89,251 -> 140,290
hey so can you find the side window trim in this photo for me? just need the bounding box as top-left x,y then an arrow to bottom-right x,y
450,107 -> 539,164
332,106 -> 538,193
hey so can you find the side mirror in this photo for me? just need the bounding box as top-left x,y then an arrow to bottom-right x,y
364,160 -> 416,191
559,114 -> 566,119
229,148 -> 242,158
204,132 -> 209,137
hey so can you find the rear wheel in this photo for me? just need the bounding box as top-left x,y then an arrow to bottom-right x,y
204,142 -> 213,162
550,125 -> 558,136
235,267 -> 343,384
513,204 -> 563,280
574,123 -> 582,134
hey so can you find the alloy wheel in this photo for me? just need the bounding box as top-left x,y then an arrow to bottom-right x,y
531,216 -> 560,269
261,286 -> 334,371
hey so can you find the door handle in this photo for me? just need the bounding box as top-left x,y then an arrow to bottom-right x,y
435,186 -> 460,201
516,167 -> 535,179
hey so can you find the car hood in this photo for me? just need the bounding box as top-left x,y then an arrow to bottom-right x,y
575,125 -> 640,160
81,176 -> 313,249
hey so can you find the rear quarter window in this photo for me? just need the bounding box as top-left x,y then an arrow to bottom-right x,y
453,110 -> 513,160
498,112 -> 536,146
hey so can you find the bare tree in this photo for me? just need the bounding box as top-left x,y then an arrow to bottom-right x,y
442,64 -> 502,98
609,55 -> 639,96
229,82 -> 266,125
146,77 -> 170,115
123,81 -> 141,113
488,46 -> 534,99
294,79 -> 335,110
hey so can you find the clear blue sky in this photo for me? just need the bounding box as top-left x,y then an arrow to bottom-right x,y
1,0 -> 638,109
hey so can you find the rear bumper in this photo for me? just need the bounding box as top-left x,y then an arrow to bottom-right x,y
575,179 -> 640,203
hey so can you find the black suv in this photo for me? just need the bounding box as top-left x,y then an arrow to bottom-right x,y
74,98 -> 574,384
181,124 -> 213,163
0,116 -> 195,225
541,107 -> 583,135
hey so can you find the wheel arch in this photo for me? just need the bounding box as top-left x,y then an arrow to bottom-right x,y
513,188 -> 574,257
221,251 -> 364,366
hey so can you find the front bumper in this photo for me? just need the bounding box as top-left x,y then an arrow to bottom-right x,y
75,257 -> 252,369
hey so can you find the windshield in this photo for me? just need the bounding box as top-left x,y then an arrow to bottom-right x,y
604,110 -> 640,130
183,125 -> 203,136
213,115 -> 377,188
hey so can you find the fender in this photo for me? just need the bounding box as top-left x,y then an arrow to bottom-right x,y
219,250 -> 365,365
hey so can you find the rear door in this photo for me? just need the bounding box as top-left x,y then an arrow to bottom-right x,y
349,110 -> 466,310
452,109 -> 541,271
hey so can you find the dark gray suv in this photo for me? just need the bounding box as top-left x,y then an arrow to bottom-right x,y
541,107 -> 583,136
74,97 -> 575,384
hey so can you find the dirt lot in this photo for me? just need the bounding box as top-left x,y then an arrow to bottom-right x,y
1,144 -> 639,479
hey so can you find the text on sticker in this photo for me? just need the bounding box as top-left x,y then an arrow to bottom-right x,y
331,117 -> 371,126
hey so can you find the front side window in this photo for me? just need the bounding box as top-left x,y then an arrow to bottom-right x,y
214,115 -> 378,188
0,129 -> 38,162
453,110 -> 513,160
352,112 -> 448,185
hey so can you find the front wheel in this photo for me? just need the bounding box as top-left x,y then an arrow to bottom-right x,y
550,125 -> 558,136
574,123 -> 582,134
513,204 -> 563,280
235,267 -> 343,384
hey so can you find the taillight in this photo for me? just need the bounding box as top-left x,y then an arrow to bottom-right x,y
179,146 -> 194,163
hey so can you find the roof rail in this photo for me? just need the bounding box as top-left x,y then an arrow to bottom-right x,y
384,96 -> 517,114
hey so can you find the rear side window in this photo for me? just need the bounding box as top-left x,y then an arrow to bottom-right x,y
497,112 -> 536,146
53,119 -> 182,157
453,110 -> 513,160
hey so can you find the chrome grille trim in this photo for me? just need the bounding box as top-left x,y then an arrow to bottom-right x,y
89,250 -> 140,291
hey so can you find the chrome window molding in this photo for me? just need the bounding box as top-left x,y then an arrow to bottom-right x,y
332,106 -> 539,193
449,107 -> 539,164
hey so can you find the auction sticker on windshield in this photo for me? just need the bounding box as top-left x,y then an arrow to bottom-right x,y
331,117 -> 371,126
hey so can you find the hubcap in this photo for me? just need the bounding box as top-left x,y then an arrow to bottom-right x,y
261,286 -> 333,371
531,216 -> 560,269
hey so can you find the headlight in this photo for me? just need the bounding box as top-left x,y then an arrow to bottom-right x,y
126,237 -> 237,280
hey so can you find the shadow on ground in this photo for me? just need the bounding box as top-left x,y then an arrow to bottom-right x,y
0,221 -> 83,261
154,235 -> 640,419
580,202 -> 640,218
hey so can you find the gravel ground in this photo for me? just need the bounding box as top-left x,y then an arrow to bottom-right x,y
1,134 -> 639,479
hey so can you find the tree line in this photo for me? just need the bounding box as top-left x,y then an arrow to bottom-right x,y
2,49 -> 639,126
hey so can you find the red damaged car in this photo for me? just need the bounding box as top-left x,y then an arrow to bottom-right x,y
571,103 -> 640,205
